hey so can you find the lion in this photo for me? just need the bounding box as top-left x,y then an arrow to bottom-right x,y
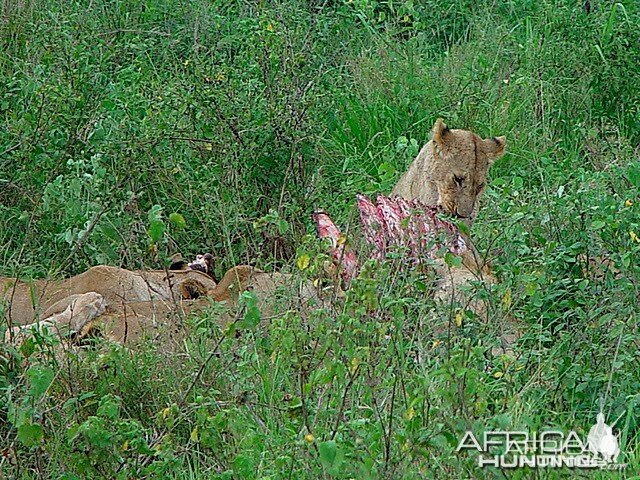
5,292 -> 107,347
391,117 -> 506,301
85,265 -> 334,345
3,265 -> 337,347
1,265 -> 218,327
392,118 -> 506,224
391,120 -> 520,351
1,266 -> 218,345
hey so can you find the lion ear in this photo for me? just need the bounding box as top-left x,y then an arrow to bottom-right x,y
484,136 -> 506,164
432,118 -> 448,147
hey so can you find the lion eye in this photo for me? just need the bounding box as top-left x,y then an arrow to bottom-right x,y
453,175 -> 464,187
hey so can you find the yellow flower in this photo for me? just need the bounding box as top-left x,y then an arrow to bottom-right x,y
625,199 -> 633,207
455,311 -> 463,327
305,434 -> 314,443
630,231 -> 639,243
266,22 -> 274,32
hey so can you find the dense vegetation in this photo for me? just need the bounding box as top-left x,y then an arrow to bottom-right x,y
1,0 -> 639,477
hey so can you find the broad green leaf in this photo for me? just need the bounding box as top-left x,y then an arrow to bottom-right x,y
27,366 -> 55,399
277,218 -> 289,235
147,205 -> 165,243
627,164 -> 640,188
239,291 -> 260,329
148,221 -> 164,243
444,252 -> 463,268
17,422 -> 43,447
318,440 -> 337,468
169,212 -> 186,229
456,219 -> 470,235
318,440 -> 344,472
97,394 -> 120,419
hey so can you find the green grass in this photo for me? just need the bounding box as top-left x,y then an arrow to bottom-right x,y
1,0 -> 639,478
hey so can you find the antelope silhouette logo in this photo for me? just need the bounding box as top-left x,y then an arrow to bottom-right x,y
587,413 -> 620,463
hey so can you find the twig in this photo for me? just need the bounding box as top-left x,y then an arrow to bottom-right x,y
330,364 -> 360,440
0,142 -> 21,158
179,307 -> 245,405
97,29 -> 170,37
55,177 -> 127,274
384,374 -> 398,470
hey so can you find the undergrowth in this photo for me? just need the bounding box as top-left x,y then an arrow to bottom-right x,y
1,0 -> 639,478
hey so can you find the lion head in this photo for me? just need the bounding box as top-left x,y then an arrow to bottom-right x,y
428,118 -> 506,222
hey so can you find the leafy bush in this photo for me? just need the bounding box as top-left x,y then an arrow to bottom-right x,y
1,0 -> 639,478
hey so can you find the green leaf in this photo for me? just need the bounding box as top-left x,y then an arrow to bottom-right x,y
97,394 -> 121,419
395,135 -> 408,152
318,440 -> 337,468
27,366 -> 55,399
455,219 -> 470,235
148,204 -> 163,223
17,422 -> 43,447
19,336 -> 36,358
444,252 -> 463,268
512,176 -> 523,189
277,218 -> 289,235
233,454 -> 255,478
591,220 -> 606,230
239,291 -> 261,329
318,440 -> 344,472
169,212 -> 186,229
148,221 -> 164,244
525,282 -> 538,296
627,163 -> 640,188
147,205 -> 165,244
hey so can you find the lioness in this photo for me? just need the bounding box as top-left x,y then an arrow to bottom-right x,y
1,266 -> 218,327
85,265 -> 332,345
3,265 -> 335,347
392,118 -> 506,224
391,119 -> 511,334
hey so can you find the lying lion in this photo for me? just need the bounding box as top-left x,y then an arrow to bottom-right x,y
2,263 -> 336,347
2,265 -> 213,345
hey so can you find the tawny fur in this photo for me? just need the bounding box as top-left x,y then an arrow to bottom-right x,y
392,119 -> 507,316
4,265 -> 334,347
1,266 -> 218,326
392,118 -> 506,224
